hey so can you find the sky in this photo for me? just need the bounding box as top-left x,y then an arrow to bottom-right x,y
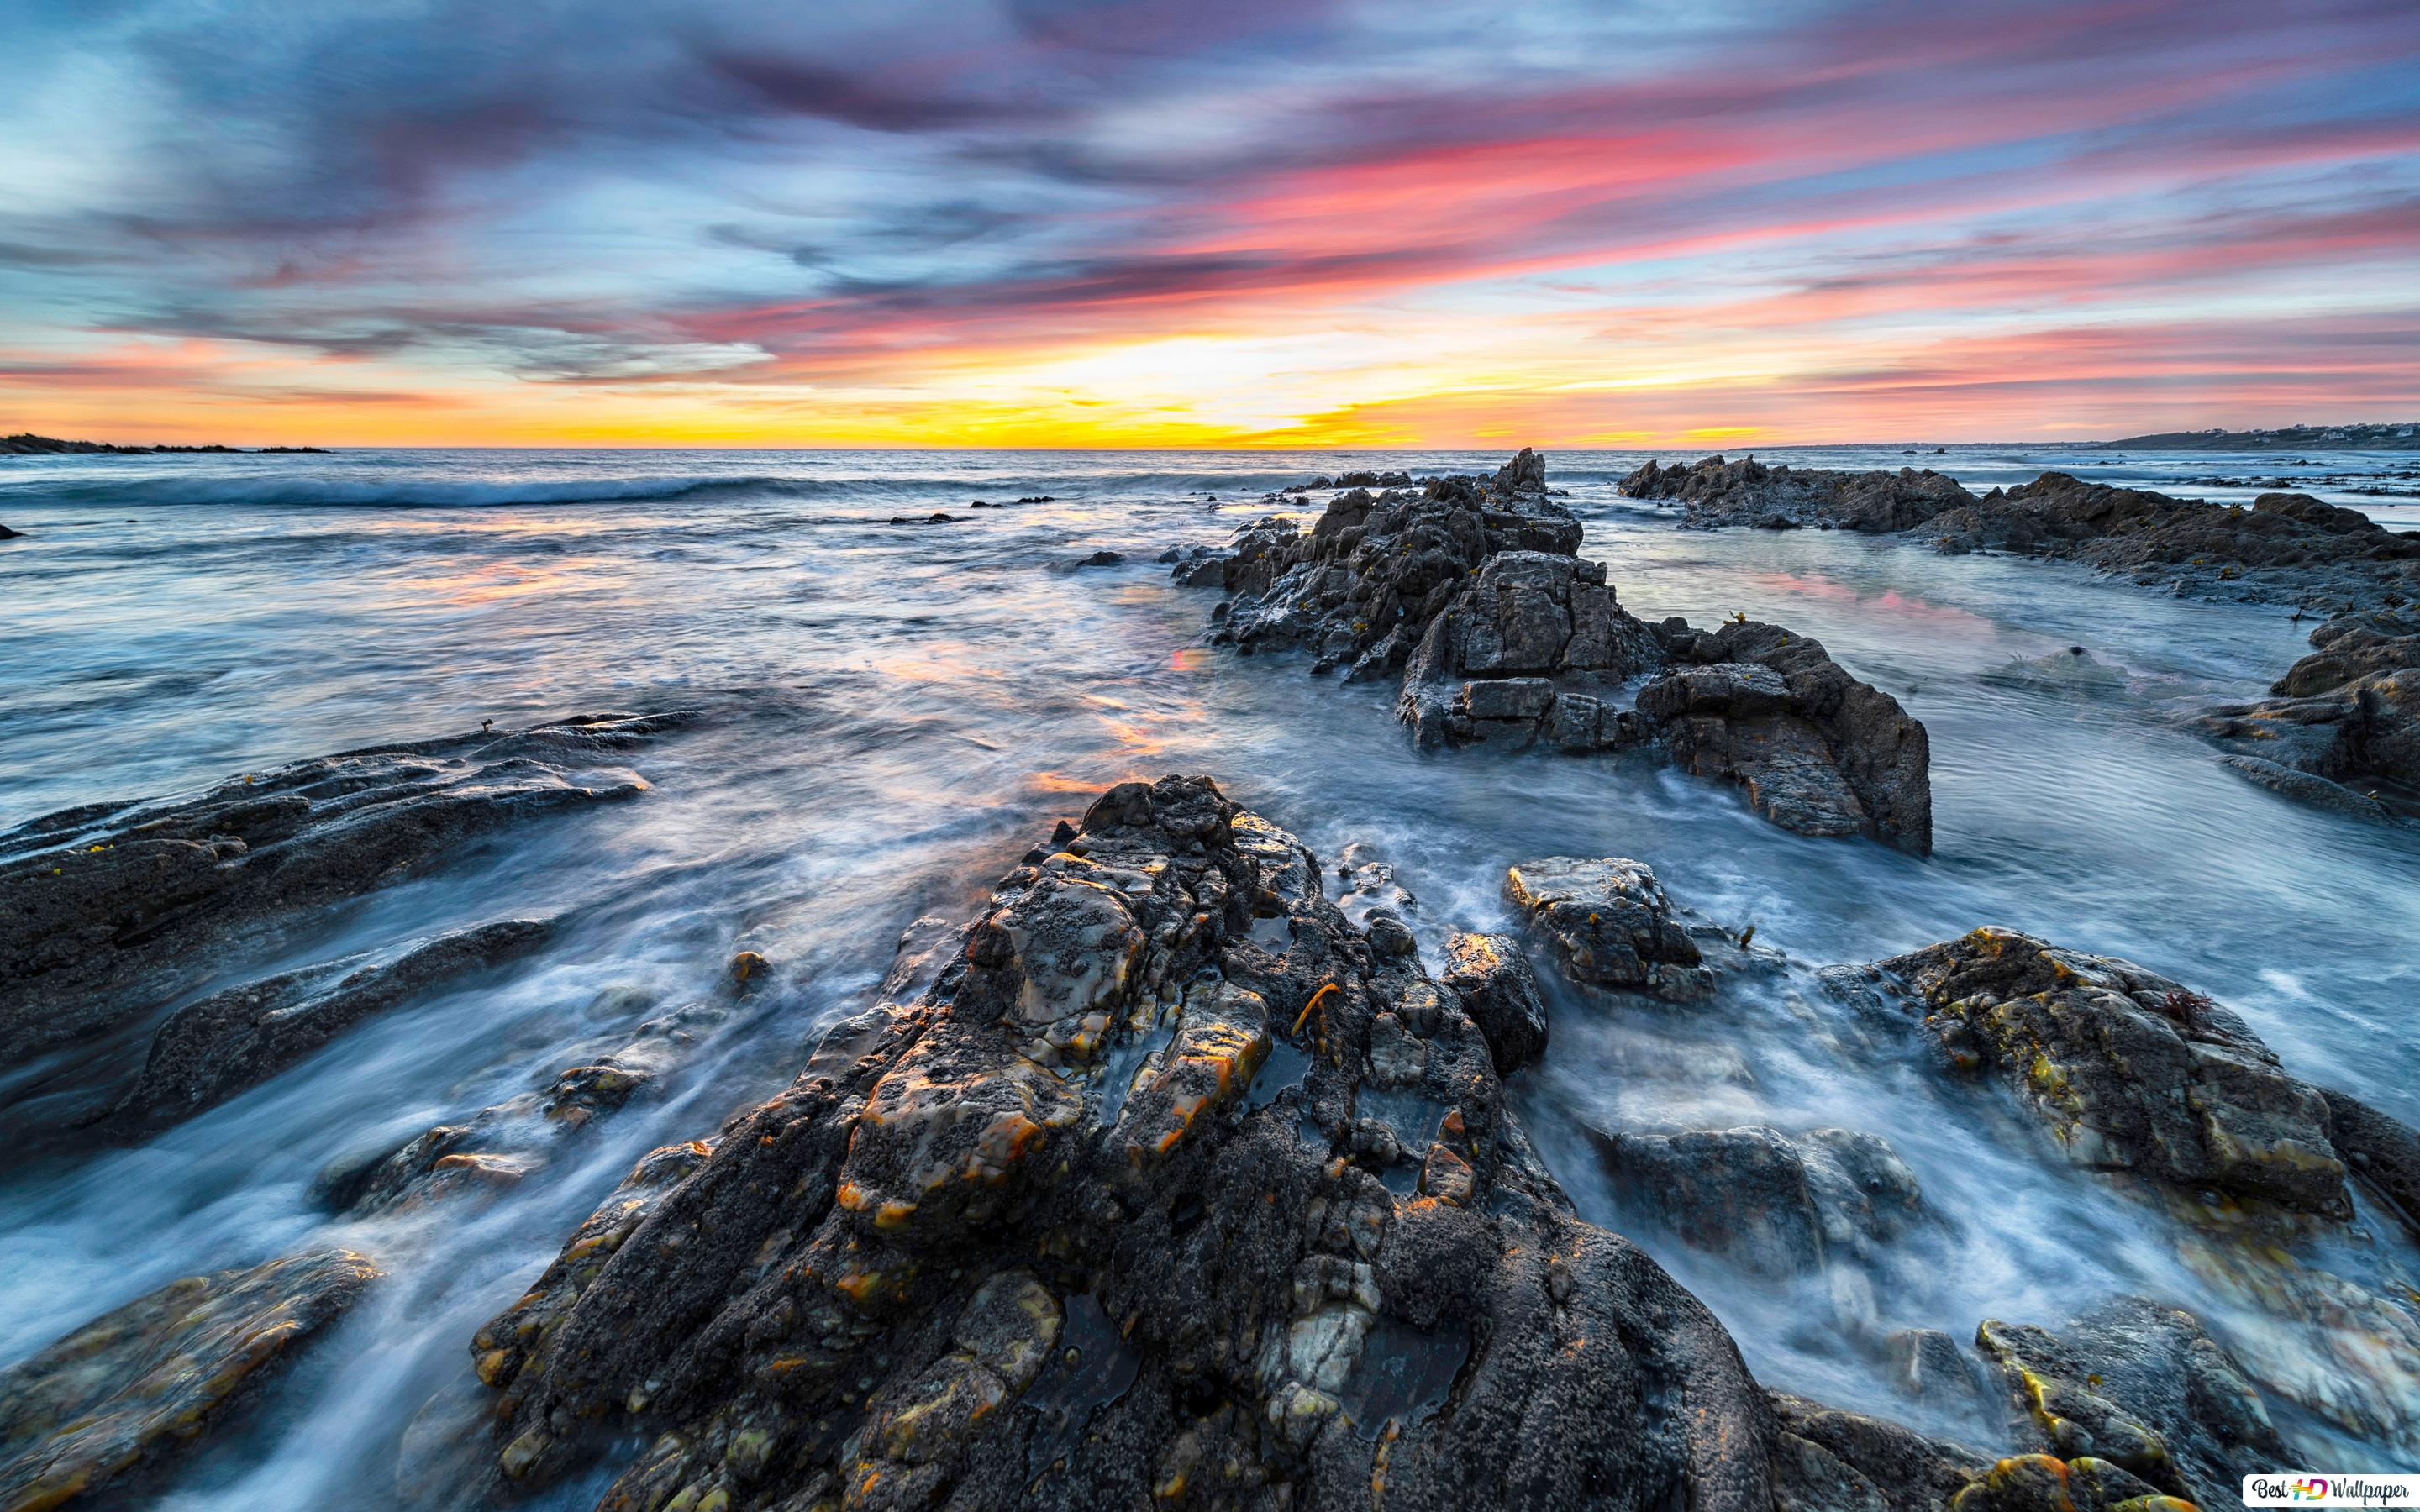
2,0 -> 2416,448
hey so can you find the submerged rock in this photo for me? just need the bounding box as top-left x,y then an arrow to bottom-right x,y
1590,1124 -> 1925,1277
97,917 -> 554,1137
1182,450 -> 1933,851
1874,928 -> 2349,1214
460,774 -> 1946,1512
0,1248 -> 376,1509
0,712 -> 679,1068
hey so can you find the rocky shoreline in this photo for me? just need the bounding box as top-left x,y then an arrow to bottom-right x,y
1620,454 -> 2420,816
5,459 -> 2420,1509
1,743 -> 2414,1509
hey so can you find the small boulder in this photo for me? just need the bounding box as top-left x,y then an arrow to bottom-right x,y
1502,856 -> 1709,1000
1440,932 -> 1549,1072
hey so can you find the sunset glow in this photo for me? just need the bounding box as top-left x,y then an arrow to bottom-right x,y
5,0 -> 2415,446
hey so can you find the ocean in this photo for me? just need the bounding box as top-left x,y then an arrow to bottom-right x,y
3,444 -> 2417,1502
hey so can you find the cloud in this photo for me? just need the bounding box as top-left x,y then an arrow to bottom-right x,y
0,0 -> 2414,441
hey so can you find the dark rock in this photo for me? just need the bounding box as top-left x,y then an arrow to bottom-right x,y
97,917 -> 554,1137
1627,458 -> 2420,614
1642,618 -> 1933,853
1875,929 -> 2349,1214
1589,1125 -> 1924,1277
1,432 -> 329,454
926,512 -> 954,523
2320,1088 -> 2420,1241
0,1248 -> 376,1509
1502,856 -> 1711,1001
2197,609 -> 2420,812
1884,1328 -> 1985,1415
462,775 -> 1811,1511
0,523 -> 21,539
1621,455 -> 1975,534
1076,549 -> 1123,568
1767,1392 -> 1988,1512
0,712 -> 674,1068
1180,451 -> 1935,851
1976,1295 -> 2292,1512
1439,932 -> 1549,1072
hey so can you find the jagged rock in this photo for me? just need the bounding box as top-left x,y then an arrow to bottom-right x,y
1913,476 -> 2420,610
1622,456 -> 1976,533
2320,1088 -> 2420,1241
1589,1125 -> 1924,1276
1440,932 -> 1549,1072
1945,1452 -> 2184,1512
1640,618 -> 1932,852
1181,452 -> 1935,851
0,523 -> 22,540
96,918 -> 553,1137
1502,856 -> 1712,1001
0,713 -> 678,1068
1076,549 -> 1123,568
1975,1296 -> 2292,1512
0,1248 -> 377,1509
1873,929 -> 2349,1214
461,777 -> 1815,1511
2197,609 -> 2419,812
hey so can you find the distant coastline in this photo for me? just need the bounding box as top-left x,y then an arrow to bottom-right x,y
2099,422 -> 2420,451
3,432 -> 329,455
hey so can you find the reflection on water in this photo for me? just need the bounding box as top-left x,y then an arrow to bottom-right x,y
2,444 -> 2417,1501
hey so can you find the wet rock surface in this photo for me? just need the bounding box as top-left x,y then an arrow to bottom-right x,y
0,712 -> 678,1068
1870,929 -> 2349,1214
1590,1125 -> 1926,1278
1184,450 -> 1933,851
1502,856 -> 1712,1001
1975,1296 -> 2289,1512
0,1248 -> 376,1510
1623,458 -> 2420,613
2197,609 -> 2420,814
455,774 -> 2022,1512
97,917 -> 555,1137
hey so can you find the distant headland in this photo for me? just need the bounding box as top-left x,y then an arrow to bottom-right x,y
2100,422 -> 2419,450
3,432 -> 329,455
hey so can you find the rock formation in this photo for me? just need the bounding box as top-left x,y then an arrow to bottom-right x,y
1620,456 -> 1975,533
0,711 -> 681,1069
458,774 -> 2074,1512
1181,451 -> 1934,853
0,1249 -> 376,1509
1859,929 -> 2349,1214
2196,609 -> 2418,815
1623,457 -> 2420,613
